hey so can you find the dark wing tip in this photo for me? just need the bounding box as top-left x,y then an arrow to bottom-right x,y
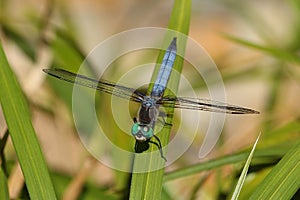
252,110 -> 260,114
234,111 -> 260,114
43,68 -> 62,74
42,68 -> 69,80
253,110 -> 260,114
42,68 -> 49,73
230,107 -> 260,114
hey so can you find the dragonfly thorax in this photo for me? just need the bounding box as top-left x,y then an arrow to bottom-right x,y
142,96 -> 156,108
138,97 -> 160,125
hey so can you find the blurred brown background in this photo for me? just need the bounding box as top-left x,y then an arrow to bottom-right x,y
1,0 -> 299,199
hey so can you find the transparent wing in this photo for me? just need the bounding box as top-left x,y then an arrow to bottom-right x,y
158,96 -> 259,114
43,68 -> 145,103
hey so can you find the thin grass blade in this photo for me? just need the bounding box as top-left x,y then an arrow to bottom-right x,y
0,167 -> 9,200
221,33 -> 300,64
129,0 -> 191,199
231,133 -> 261,200
249,139 -> 300,199
0,42 -> 57,199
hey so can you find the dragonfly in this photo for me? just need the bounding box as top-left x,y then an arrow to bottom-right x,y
43,37 -> 259,161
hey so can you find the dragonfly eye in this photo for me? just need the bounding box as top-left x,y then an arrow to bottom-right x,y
131,123 -> 153,141
131,123 -> 140,136
142,126 -> 153,139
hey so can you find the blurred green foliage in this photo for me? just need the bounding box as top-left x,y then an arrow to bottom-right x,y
0,0 -> 299,199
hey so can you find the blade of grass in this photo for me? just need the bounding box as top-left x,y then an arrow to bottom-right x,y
163,120 -> 299,182
231,133 -> 261,200
0,130 -> 9,175
129,0 -> 191,199
221,33 -> 300,64
262,64 -> 286,131
0,42 -> 57,199
249,139 -> 300,200
189,173 -> 210,200
0,167 -> 9,200
50,34 -> 83,70
163,144 -> 287,182
1,23 -> 36,61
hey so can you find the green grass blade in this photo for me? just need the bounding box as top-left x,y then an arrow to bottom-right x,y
0,43 -> 57,199
1,23 -> 36,61
221,33 -> 300,64
164,120 -> 299,182
249,139 -> 300,200
129,0 -> 191,199
163,145 -> 286,182
231,133 -> 261,200
0,167 -> 9,200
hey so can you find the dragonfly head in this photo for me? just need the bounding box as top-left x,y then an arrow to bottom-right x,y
131,123 -> 154,141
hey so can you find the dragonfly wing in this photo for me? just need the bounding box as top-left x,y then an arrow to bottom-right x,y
158,96 -> 259,114
43,68 -> 145,103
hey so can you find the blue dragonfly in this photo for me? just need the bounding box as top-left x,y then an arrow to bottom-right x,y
43,37 -> 259,161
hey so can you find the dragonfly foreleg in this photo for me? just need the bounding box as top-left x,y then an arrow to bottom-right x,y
133,117 -> 138,123
149,135 -> 167,161
158,111 -> 173,127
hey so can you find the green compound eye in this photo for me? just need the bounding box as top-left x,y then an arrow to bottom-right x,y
142,126 -> 154,139
131,123 -> 154,139
131,123 -> 140,136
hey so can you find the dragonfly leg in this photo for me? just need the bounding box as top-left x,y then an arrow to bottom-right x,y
164,121 -> 172,127
133,117 -> 138,123
149,135 -> 167,161
158,112 -> 173,127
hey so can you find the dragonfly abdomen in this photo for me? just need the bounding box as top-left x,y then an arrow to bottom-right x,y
151,37 -> 177,97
